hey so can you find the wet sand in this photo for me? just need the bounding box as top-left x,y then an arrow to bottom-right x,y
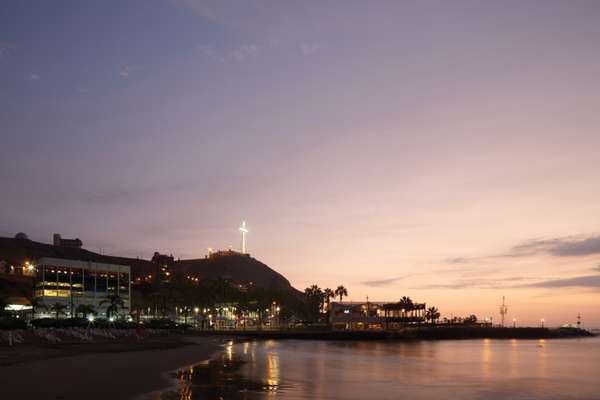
0,336 -> 221,400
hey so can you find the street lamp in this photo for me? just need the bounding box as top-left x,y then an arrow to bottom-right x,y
512,317 -> 517,328
541,318 -> 545,328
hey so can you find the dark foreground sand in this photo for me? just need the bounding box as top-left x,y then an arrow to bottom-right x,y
0,336 -> 221,400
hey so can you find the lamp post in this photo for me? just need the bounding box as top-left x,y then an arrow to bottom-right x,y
541,318 -> 545,328
512,317 -> 517,328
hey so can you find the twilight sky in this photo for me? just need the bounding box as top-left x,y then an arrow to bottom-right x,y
2,0 -> 600,326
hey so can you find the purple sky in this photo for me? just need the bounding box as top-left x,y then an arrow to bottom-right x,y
2,1 -> 600,326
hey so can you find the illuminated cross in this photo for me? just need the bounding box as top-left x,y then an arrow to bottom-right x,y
239,221 -> 249,254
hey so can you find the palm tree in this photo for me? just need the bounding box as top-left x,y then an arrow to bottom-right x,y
334,285 -> 348,303
398,296 -> 414,311
304,285 -> 324,321
235,300 -> 250,329
30,298 -> 47,319
50,303 -> 68,320
0,296 -> 10,317
304,285 -> 323,298
180,306 -> 191,325
75,304 -> 96,319
323,288 -> 335,311
100,295 -> 125,319
425,306 -> 440,324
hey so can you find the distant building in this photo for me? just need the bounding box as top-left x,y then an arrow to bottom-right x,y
14,232 -> 29,240
207,249 -> 250,259
53,233 -> 83,248
330,302 -> 386,331
151,252 -> 175,283
151,252 -> 175,265
330,300 -> 426,331
34,257 -> 130,318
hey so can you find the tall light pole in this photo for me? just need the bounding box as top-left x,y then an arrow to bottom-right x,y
499,296 -> 508,327
541,318 -> 545,328
239,221 -> 248,254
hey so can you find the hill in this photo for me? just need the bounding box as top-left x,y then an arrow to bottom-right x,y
0,237 -> 301,296
175,254 -> 298,293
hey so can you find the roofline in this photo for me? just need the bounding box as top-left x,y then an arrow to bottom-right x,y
36,257 -> 130,272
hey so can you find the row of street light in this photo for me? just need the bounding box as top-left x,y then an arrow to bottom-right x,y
509,317 -> 545,328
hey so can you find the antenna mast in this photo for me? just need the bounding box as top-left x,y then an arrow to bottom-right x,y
499,296 -> 508,327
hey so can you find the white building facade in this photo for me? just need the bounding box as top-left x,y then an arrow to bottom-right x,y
34,257 -> 131,318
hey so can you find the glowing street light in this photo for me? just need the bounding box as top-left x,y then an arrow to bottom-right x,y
88,315 -> 95,322
25,261 -> 35,272
239,221 -> 249,254
512,317 -> 517,328
541,318 -> 545,328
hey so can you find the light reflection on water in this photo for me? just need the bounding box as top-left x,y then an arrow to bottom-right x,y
166,337 -> 600,400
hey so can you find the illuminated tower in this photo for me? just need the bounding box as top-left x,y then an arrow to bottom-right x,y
499,296 -> 508,327
239,221 -> 248,254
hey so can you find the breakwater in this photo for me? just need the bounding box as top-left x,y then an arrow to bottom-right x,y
194,326 -> 594,341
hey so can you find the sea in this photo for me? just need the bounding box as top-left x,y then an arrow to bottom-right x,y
163,336 -> 600,400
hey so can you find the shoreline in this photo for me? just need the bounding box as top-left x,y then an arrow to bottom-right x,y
137,342 -> 227,400
0,332 -> 200,367
192,326 -> 594,341
0,335 -> 222,400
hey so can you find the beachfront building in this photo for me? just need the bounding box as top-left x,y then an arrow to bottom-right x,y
330,300 -> 427,331
34,257 -> 131,318
330,302 -> 386,331
382,301 -> 426,330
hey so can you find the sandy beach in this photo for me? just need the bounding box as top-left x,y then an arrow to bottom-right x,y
0,335 -> 221,400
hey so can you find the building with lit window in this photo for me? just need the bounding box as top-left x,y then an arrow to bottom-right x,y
34,257 -> 130,318
330,300 -> 426,331
330,302 -> 386,331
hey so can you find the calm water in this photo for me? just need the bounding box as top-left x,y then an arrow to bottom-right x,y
165,337 -> 600,400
